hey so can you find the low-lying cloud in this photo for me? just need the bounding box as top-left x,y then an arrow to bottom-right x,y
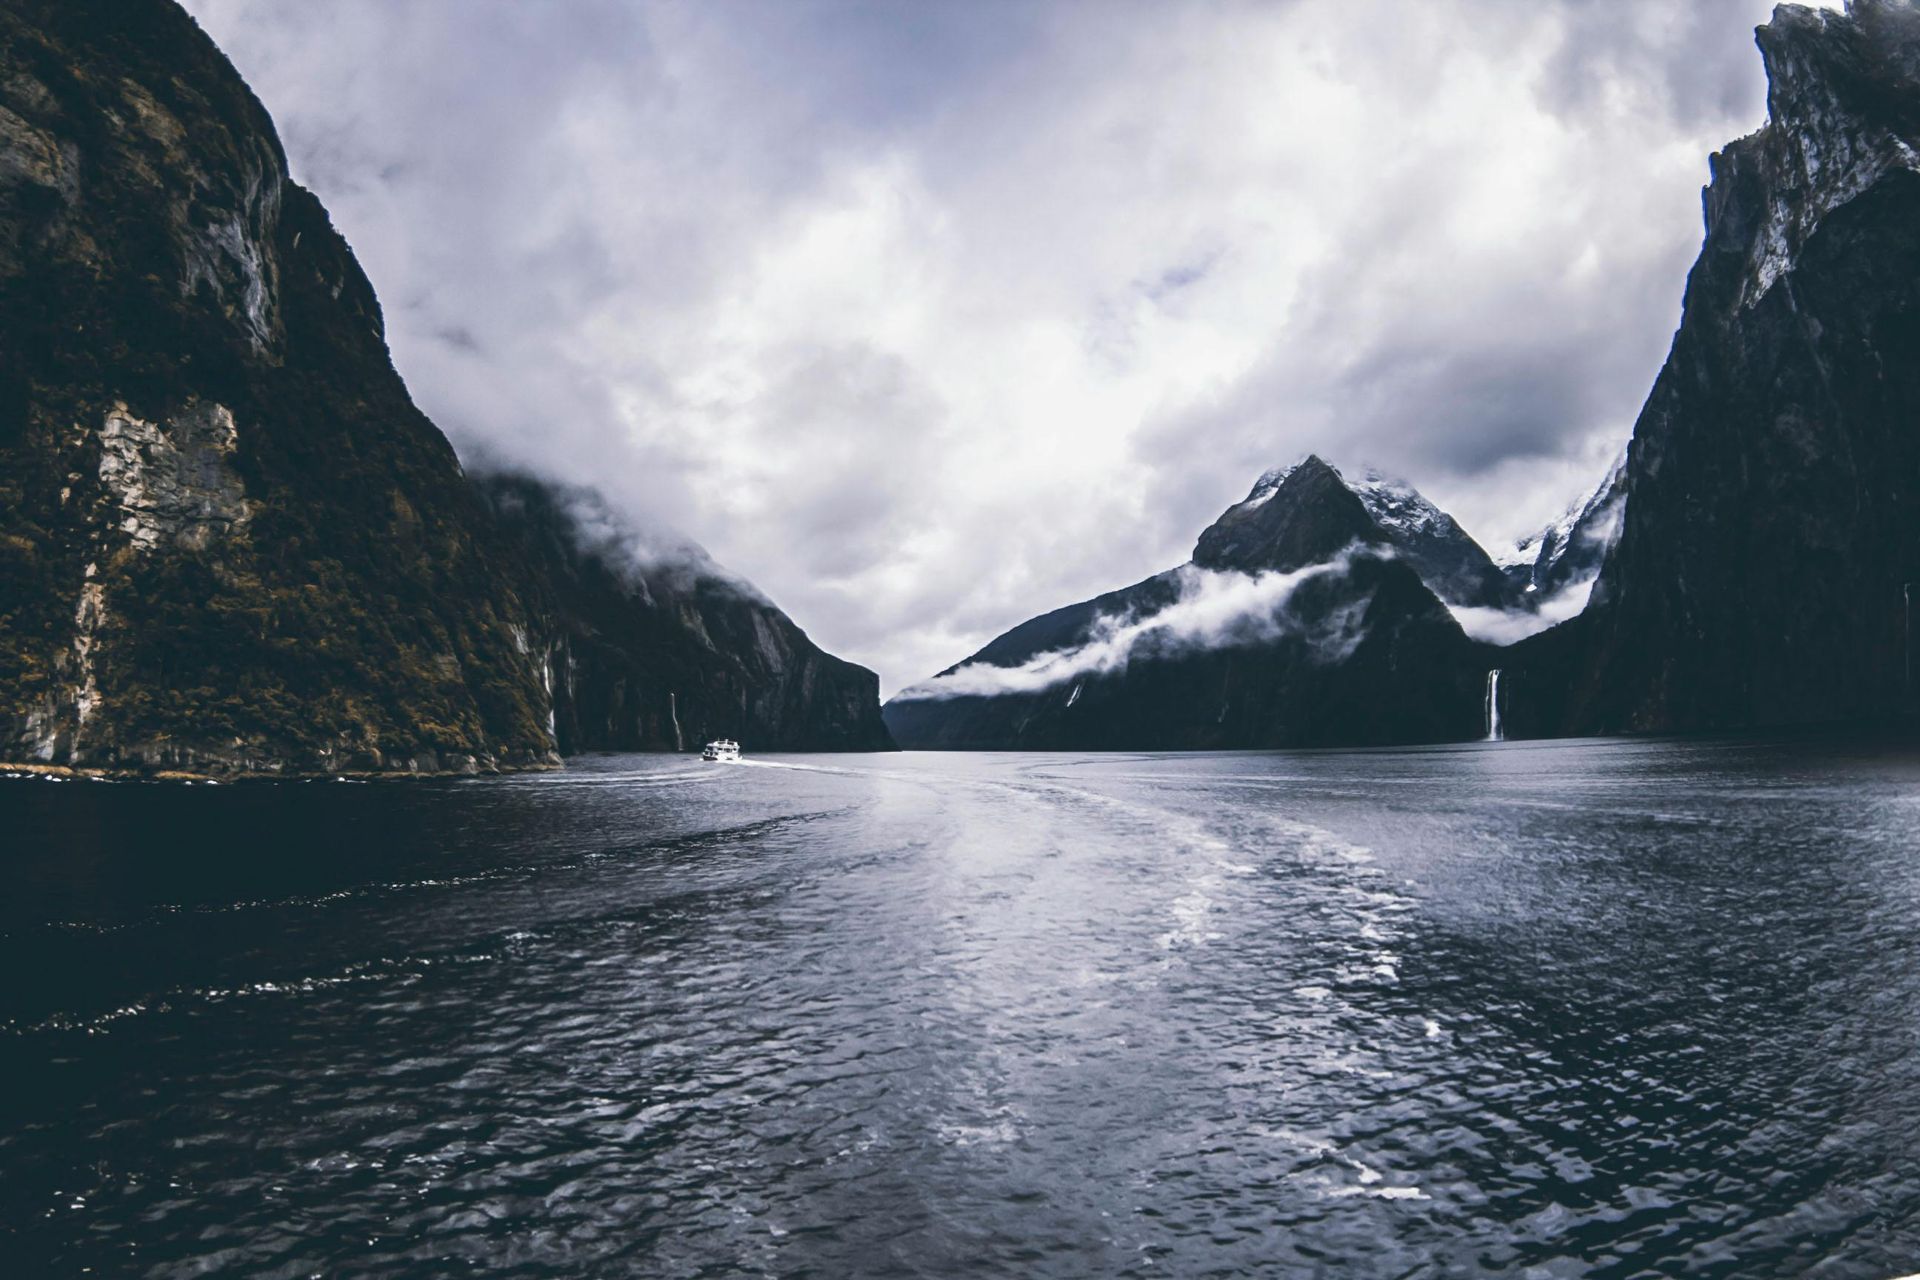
478,468 -> 773,604
1447,574 -> 1599,646
892,551 -> 1368,702
554,484 -> 773,604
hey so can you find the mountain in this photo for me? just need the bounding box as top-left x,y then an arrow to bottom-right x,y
0,0 -> 554,775
900,1 -> 1920,751
1502,0 -> 1920,736
884,456 -> 1489,749
476,474 -> 894,753
0,0 -> 888,775
1495,449 -> 1627,602
1199,457 -> 1517,608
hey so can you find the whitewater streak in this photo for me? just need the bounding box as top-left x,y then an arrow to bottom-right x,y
893,551 -> 1367,702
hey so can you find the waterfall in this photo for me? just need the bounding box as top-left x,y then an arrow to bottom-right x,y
669,691 -> 685,752
1485,669 -> 1504,742
542,651 -> 559,745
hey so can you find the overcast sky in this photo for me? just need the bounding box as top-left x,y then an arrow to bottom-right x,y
182,0 -> 1829,695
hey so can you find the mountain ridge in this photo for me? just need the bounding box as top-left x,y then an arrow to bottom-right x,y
885,456 -> 1491,749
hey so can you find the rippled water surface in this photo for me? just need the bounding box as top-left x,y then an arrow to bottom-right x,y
5,738 -> 1920,1277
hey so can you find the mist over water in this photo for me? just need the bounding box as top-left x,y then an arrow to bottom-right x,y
5,739 -> 1920,1277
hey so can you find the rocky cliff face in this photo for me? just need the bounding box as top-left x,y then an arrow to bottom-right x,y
885,457 -> 1489,750
0,0 -> 563,775
1511,0 -> 1920,734
477,475 -> 895,753
0,0 -> 888,775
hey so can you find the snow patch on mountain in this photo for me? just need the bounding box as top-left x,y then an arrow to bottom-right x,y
1489,539 -> 1538,572
1235,461 -> 1300,512
1497,448 -> 1627,595
1345,466 -> 1459,542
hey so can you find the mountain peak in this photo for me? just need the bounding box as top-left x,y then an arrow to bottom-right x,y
1758,1 -> 1920,131
1234,454 -> 1335,511
1719,0 -> 1920,306
1760,1 -> 1920,109
1194,455 -> 1381,573
1199,455 -> 1515,608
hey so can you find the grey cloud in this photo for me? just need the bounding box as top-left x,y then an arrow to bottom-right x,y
1538,0 -> 1772,126
181,0 -> 1812,695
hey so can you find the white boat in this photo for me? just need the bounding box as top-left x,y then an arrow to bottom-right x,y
701,739 -> 741,762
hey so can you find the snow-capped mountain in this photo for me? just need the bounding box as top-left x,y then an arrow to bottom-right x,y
884,455 -> 1492,750
1232,461 -> 1300,512
1498,450 -> 1628,600
1200,456 -> 1517,609
1345,465 -> 1523,609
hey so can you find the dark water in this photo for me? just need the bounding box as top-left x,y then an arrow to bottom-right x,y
4,739 -> 1920,1278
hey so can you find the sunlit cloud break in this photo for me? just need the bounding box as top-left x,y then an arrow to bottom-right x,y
892,550 -> 1370,701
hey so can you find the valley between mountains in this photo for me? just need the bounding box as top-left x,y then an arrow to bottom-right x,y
4,0 -> 1919,773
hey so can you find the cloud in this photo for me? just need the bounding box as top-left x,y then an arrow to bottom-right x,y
1539,0 -> 1778,125
892,550 -> 1368,701
178,0 -> 1834,695
556,485 -> 769,604
1448,574 -> 1599,646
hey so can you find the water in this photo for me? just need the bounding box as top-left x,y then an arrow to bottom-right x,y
4,738 -> 1920,1278
1487,669 -> 1504,741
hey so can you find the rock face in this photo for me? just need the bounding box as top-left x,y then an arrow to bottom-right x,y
0,0 -> 558,775
0,0 -> 889,774
884,456 -> 1489,749
1509,0 -> 1920,735
477,475 -> 895,753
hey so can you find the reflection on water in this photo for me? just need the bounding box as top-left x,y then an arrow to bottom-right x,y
4,736 -> 1920,1277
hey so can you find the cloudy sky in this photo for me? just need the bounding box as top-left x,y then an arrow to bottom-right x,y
182,0 -> 1829,694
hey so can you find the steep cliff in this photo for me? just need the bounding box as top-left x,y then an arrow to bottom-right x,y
477,474 -> 894,753
1521,0 -> 1920,734
885,457 -> 1489,749
0,0 -> 566,775
0,0 -> 889,774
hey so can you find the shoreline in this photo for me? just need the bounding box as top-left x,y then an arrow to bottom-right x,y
0,759 -> 566,784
